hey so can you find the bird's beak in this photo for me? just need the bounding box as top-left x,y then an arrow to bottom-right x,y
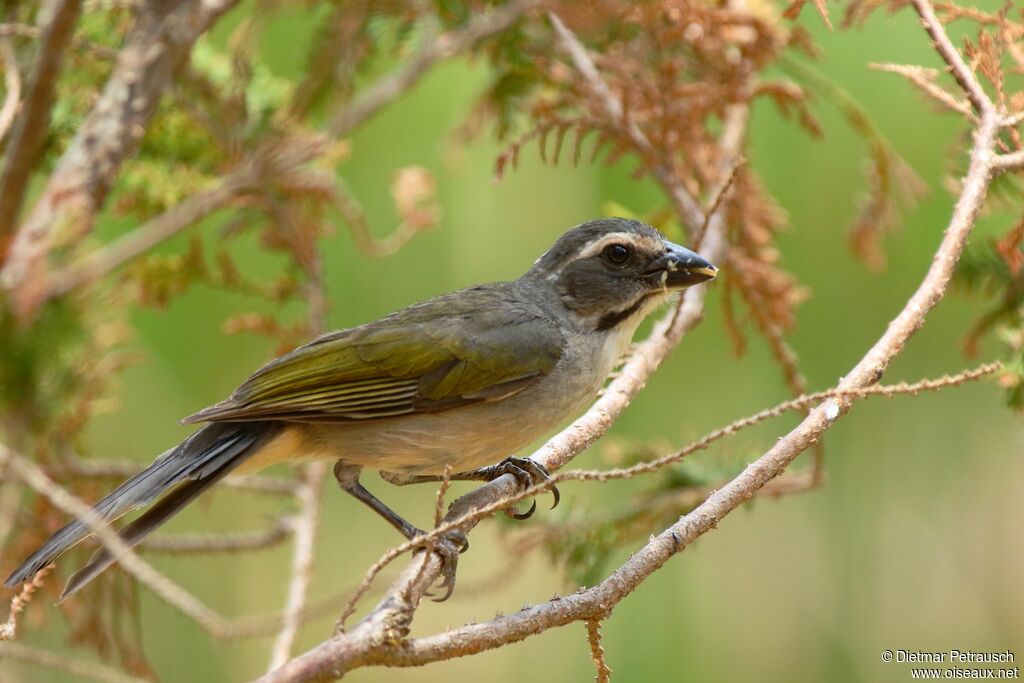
646,242 -> 718,288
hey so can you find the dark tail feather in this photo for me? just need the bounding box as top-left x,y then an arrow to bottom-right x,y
58,452 -> 242,601
4,421 -> 280,591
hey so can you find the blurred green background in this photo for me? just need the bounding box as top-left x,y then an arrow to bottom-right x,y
7,5 -> 1023,683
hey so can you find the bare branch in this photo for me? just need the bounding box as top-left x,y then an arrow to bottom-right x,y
267,462 -> 327,671
694,155 -> 745,250
321,360 -> 999,581
910,0 -> 993,116
261,97 -> 1004,679
993,148 -> 1024,172
259,85 -> 751,683
330,182 -> 430,258
140,520 -> 293,555
562,362 -> 1000,483
870,62 -> 974,118
0,443 -> 234,636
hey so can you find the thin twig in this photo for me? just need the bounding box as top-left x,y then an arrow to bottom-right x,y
548,11 -> 705,235
330,184 -> 430,258
993,147 -> 1024,172
910,0 -> 993,116
693,156 -> 745,250
328,0 -> 539,138
140,519 -> 293,554
0,444 -> 234,636
870,63 -> 974,118
44,165 -> 262,299
325,361 -> 1001,576
563,362 -> 1000,482
586,618 -> 613,683
267,462 -> 327,671
0,641 -> 146,683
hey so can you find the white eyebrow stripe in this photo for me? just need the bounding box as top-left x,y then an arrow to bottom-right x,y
574,232 -> 647,260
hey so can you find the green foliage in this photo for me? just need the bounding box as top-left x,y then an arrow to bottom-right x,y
0,300 -> 88,434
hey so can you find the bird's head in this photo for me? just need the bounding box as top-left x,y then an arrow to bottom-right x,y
524,218 -> 718,331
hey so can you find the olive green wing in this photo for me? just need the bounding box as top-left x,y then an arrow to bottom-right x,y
182,285 -> 564,424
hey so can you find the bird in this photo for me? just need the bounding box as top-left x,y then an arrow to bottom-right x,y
4,217 -> 717,600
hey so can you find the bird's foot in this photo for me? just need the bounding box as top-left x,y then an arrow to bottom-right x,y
479,456 -> 560,520
415,528 -> 469,602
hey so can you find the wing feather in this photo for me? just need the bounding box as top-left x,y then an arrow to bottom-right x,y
183,284 -> 564,424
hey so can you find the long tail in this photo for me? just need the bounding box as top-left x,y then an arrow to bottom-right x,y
3,421 -> 281,598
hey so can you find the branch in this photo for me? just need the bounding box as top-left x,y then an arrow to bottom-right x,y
993,147 -> 1024,172
0,443 -> 234,636
870,62 -> 974,118
41,134 -> 331,303
547,11 -> 706,234
261,6 -> 1008,675
910,0 -> 993,116
259,42 -> 752,683
43,163 -> 262,299
328,0 -> 539,138
326,358 -> 999,614
139,520 -> 293,555
363,89 -> 1006,680
0,0 -> 240,314
267,462 -> 328,671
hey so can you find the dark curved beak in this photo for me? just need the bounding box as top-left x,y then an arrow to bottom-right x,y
646,242 -> 718,288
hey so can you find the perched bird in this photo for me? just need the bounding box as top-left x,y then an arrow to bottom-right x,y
4,218 -> 716,599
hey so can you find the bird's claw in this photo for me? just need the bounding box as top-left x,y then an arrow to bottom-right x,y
484,457 -> 560,519
419,529 -> 468,602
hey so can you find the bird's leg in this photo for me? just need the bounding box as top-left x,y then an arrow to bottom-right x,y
333,461 -> 467,600
380,456 -> 560,520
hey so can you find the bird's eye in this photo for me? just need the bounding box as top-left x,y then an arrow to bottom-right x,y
603,243 -> 630,265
